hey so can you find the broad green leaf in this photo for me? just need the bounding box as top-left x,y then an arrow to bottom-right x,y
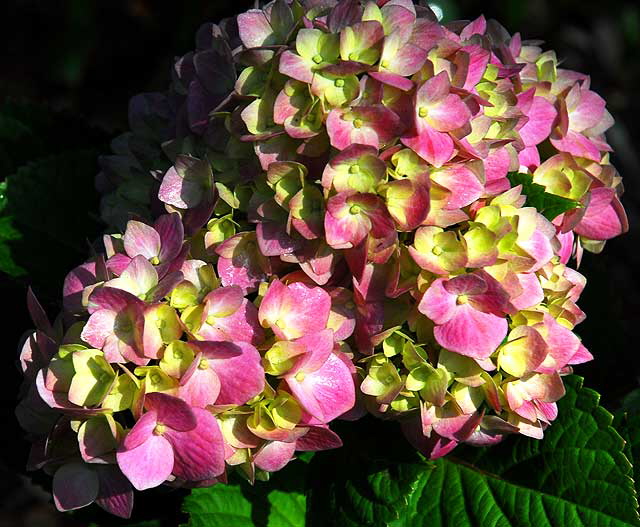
507,172 -> 580,221
309,376 -> 639,527
182,457 -> 309,527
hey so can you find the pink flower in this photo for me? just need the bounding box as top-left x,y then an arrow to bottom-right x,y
116,393 -> 225,490
419,272 -> 514,359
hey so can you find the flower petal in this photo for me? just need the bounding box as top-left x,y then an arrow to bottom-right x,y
53,462 -> 99,512
254,440 -> 297,472
144,392 -> 197,431
117,434 -> 174,491
286,352 -> 355,423
434,304 -> 508,359
164,408 -> 225,481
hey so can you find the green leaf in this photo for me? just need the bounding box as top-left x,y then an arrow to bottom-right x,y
615,388 -> 640,497
310,376 -> 639,527
617,412 -> 640,498
2,150 -> 103,296
0,99 -> 105,178
0,215 -> 26,277
182,458 -> 309,527
507,172 -> 580,221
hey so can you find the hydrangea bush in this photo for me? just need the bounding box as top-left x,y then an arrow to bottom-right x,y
16,0 -> 629,520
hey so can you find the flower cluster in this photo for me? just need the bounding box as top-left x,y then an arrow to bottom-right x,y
16,214 -> 355,517
18,0 -> 628,519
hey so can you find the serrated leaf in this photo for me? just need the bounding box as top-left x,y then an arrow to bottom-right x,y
183,458 -> 308,527
311,376 -> 639,527
507,172 -> 580,221
615,388 -> 640,497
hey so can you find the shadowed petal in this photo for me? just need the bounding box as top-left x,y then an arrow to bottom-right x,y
53,462 -> 99,512
95,465 -> 134,519
296,426 -> 343,451
155,213 -> 185,263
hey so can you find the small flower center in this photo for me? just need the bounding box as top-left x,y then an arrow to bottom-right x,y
456,294 -> 469,305
153,423 -> 166,436
353,118 -> 363,129
295,372 -> 306,382
349,204 -> 362,215
150,373 -> 162,385
198,358 -> 209,370
348,52 -> 358,61
173,349 -> 183,359
380,59 -> 390,69
275,318 -> 286,329
431,245 -> 443,256
312,54 -> 323,64
349,164 -> 360,174
150,256 -> 160,265
418,106 -> 428,118
334,78 -> 345,87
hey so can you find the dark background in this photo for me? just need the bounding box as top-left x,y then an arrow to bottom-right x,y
1,0 -> 638,525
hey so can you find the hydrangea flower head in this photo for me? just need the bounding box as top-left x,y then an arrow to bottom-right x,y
17,0 -> 627,518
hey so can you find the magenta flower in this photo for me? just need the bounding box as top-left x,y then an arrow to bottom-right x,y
322,144 -> 386,193
574,186 -> 628,241
324,191 -> 396,250
216,232 -> 270,294
259,279 -> 331,340
283,332 -> 356,423
178,340 -> 264,408
551,82 -> 612,162
401,72 -> 472,167
116,392 -> 225,490
81,287 -> 146,365
419,272 -> 514,359
326,105 -> 402,151
196,286 -> 264,346
110,213 -> 185,277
